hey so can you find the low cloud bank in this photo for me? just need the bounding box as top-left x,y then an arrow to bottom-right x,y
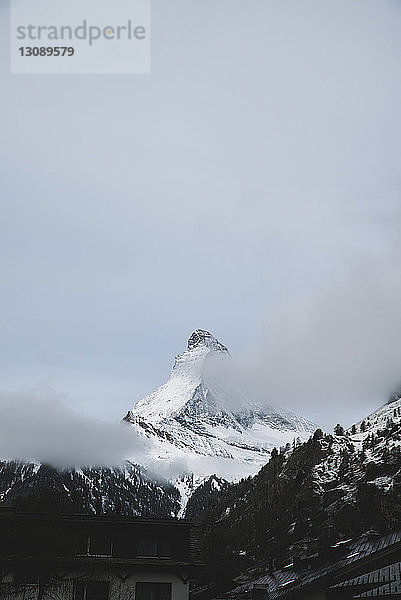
0,384 -> 149,468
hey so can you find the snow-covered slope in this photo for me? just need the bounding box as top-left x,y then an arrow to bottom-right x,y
313,396 -> 401,496
124,330 -> 317,488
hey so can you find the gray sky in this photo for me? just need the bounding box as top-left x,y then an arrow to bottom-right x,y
1,0 -> 401,432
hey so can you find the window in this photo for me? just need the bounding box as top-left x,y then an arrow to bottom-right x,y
136,583 -> 172,600
76,532 -> 112,556
88,533 -> 112,556
74,581 -> 110,600
14,571 -> 39,585
137,537 -> 158,556
137,537 -> 171,557
76,531 -> 89,555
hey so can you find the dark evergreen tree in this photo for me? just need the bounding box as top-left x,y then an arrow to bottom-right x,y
334,423 -> 345,436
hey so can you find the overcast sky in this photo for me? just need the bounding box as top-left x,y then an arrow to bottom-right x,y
0,0 -> 401,433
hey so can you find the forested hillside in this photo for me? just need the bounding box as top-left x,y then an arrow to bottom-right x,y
0,461 -> 181,517
191,399 -> 401,587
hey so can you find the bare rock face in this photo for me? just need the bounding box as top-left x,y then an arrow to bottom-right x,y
187,329 -> 229,353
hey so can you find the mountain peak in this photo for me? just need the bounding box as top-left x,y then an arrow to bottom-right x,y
187,329 -> 228,353
126,328 -> 317,488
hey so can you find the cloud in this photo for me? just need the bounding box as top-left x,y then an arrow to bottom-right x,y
230,246 -> 401,429
0,383 -> 150,468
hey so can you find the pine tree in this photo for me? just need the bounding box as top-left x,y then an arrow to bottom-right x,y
334,423 -> 345,436
313,428 -> 324,441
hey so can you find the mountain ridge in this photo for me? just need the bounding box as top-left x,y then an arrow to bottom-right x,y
0,460 -> 181,516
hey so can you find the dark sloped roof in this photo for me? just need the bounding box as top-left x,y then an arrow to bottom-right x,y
0,509 -> 204,567
355,581 -> 401,597
331,561 -> 401,590
0,509 -> 187,526
224,529 -> 401,600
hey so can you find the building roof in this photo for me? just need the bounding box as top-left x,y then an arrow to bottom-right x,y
0,508 -> 191,527
332,561 -> 401,590
355,581 -> 401,597
224,529 -> 401,600
0,508 -> 204,569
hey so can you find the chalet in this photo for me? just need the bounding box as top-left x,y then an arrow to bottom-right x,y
0,509 -> 202,600
216,529 -> 401,600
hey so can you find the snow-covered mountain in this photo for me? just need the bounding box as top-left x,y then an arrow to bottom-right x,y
123,330 -> 317,488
